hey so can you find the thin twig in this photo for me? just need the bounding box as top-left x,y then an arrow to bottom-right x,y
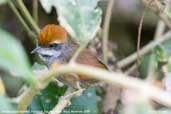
69,43 -> 88,63
117,31 -> 171,68
137,12 -> 145,63
125,64 -> 137,75
102,0 -> 115,64
16,0 -> 40,34
17,87 -> 39,114
8,1 -> 37,45
32,0 -> 38,24
49,88 -> 85,114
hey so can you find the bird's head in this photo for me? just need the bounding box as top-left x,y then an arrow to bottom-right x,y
31,24 -> 68,65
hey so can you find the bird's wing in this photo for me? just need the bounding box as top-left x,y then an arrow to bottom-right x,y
76,49 -> 108,81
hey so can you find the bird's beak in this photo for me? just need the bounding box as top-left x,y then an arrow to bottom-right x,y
31,46 -> 41,54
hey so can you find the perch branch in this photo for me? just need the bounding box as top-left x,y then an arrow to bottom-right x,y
17,87 -> 39,114
17,63 -> 171,113
46,64 -> 171,107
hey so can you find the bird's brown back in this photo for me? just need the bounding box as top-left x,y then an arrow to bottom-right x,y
66,43 -> 107,81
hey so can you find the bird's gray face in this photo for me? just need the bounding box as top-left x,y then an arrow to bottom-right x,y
31,43 -> 64,65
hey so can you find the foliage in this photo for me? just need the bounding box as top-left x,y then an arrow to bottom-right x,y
0,0 -> 8,4
1,0 -> 171,114
63,87 -> 97,114
0,29 -> 35,85
28,83 -> 97,114
0,95 -> 15,114
27,83 -> 67,114
40,0 -> 102,44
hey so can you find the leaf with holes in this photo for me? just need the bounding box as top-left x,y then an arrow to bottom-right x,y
39,0 -> 102,44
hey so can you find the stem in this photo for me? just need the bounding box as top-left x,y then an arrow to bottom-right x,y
32,0 -> 38,24
154,21 -> 165,39
137,12 -> 145,63
16,0 -> 40,34
49,88 -> 85,114
43,64 -> 171,107
17,63 -> 171,113
158,13 -> 171,29
17,87 -> 38,114
125,64 -> 137,75
117,31 -> 171,68
69,43 -> 88,63
8,1 -> 37,45
102,0 -> 115,64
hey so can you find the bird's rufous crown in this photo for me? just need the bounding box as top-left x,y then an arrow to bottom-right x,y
38,24 -> 67,46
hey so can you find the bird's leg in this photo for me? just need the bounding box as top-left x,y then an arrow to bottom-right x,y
68,73 -> 83,90
75,81 -> 82,90
51,78 -> 64,87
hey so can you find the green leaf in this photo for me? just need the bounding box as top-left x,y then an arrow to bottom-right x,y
32,62 -> 47,71
63,87 -> 97,114
0,95 -> 15,114
1,73 -> 24,97
153,41 -> 171,73
40,0 -> 102,44
28,84 -> 97,114
27,82 -> 67,113
0,29 -> 35,85
0,0 -> 8,5
38,0 -> 55,13
139,54 -> 157,79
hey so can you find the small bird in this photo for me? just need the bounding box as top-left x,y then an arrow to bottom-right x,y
32,24 -> 107,88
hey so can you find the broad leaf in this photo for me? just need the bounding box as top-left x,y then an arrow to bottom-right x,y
32,62 -> 47,71
0,95 -> 15,114
139,40 -> 171,79
28,83 -> 97,114
27,83 -> 67,113
62,87 -> 97,114
0,29 -> 35,85
139,54 -> 157,79
0,0 -> 8,5
39,0 -> 102,44
1,73 -> 24,97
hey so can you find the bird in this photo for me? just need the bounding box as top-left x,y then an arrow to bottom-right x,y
32,24 -> 107,88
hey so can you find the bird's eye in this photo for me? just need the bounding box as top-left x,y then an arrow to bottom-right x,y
49,43 -> 59,48
49,43 -> 62,50
42,54 -> 51,58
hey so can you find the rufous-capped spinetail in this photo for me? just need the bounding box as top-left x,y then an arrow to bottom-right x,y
32,24 -> 107,88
